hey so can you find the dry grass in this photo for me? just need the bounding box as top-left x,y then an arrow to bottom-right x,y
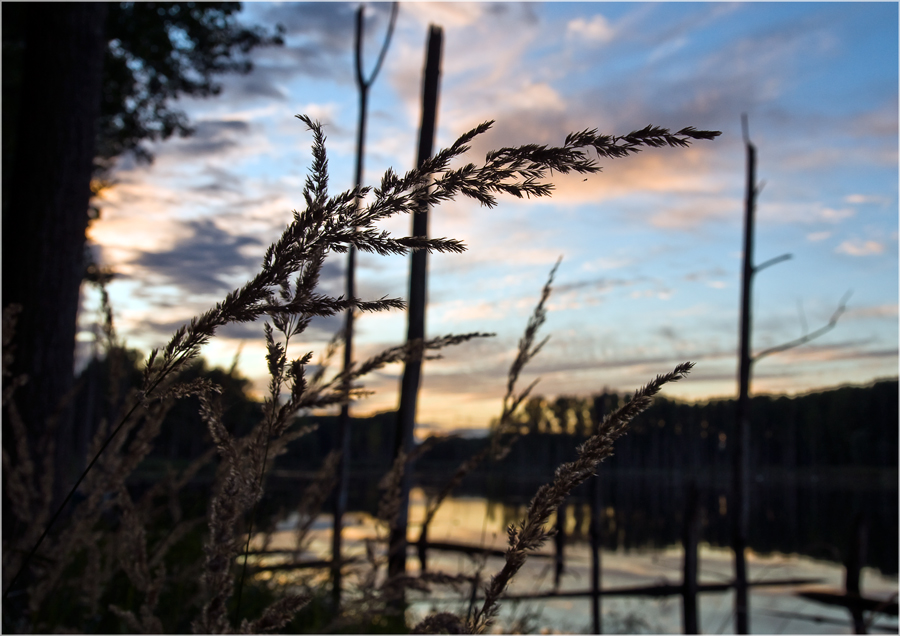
467,362 -> 694,634
415,258 -> 559,570
2,115 -> 717,633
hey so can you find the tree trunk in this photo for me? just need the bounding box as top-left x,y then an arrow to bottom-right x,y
2,3 -> 109,508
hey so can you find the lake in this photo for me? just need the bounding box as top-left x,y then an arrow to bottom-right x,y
251,483 -> 899,634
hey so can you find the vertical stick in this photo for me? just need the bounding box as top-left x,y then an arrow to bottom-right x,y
682,481 -> 700,634
733,113 -> 755,634
332,4 -> 398,611
330,9 -> 363,609
388,23 -> 443,588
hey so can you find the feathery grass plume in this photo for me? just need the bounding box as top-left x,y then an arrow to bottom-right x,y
377,438 -> 437,534
194,373 -> 319,632
191,308 -> 321,633
416,260 -> 560,567
295,332 -> 494,413
107,485 -> 166,634
23,384 -> 213,631
237,593 -> 313,634
495,258 -> 560,439
224,306 -> 490,621
8,115 -> 717,603
193,389 -> 245,634
4,113 -> 718,631
412,611 -> 468,634
1,305 -> 52,600
232,311 -> 318,624
1,311 -> 104,627
345,435 -> 484,620
292,449 -> 341,557
4,115 -> 460,619
466,362 -> 695,634
307,323 -> 345,392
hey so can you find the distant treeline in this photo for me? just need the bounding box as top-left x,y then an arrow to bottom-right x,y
75,350 -> 896,478
74,354 -> 897,573
280,378 -> 898,477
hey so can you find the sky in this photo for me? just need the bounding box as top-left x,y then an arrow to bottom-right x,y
83,2 -> 899,435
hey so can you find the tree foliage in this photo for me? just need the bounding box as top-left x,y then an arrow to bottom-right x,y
95,2 -> 284,170
0,2 -> 283,505
432,380 -> 900,474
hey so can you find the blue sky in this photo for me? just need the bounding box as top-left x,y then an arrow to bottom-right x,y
83,2 -> 899,434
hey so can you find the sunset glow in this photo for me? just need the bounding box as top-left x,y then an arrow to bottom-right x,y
82,2 -> 899,434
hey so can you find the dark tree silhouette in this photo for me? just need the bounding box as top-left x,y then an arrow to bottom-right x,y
2,3 -> 111,509
1,2 -> 282,507
95,2 -> 284,171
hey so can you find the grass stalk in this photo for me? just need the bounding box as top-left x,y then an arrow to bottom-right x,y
2,114 -> 717,632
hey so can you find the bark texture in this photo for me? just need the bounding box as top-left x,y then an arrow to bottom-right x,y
2,2 -> 109,503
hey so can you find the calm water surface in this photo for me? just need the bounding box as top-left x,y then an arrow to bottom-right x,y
252,488 -> 898,634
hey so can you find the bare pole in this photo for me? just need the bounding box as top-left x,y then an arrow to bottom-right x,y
732,115 -> 850,633
733,112 -> 755,635
387,21 -> 443,591
332,2 -> 398,611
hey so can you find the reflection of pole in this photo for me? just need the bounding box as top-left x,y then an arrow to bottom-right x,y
682,481 -> 700,634
388,23 -> 443,591
845,513 -> 868,634
589,396 -> 606,634
332,3 -> 397,612
733,113 -> 755,635
554,502 -> 566,589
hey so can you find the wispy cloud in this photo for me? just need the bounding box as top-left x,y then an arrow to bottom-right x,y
133,218 -> 266,295
87,2 -> 897,424
554,276 -> 643,296
536,147 -> 728,208
846,304 -> 899,320
820,208 -> 856,223
758,202 -> 857,226
582,256 -> 634,272
566,14 -> 615,46
836,239 -> 885,256
844,193 -> 892,206
648,198 -> 735,231
775,341 -> 898,364
433,299 -> 513,324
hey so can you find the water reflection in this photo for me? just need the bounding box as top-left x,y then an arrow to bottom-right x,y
414,469 -> 899,576
256,486 -> 898,634
261,467 -> 897,575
